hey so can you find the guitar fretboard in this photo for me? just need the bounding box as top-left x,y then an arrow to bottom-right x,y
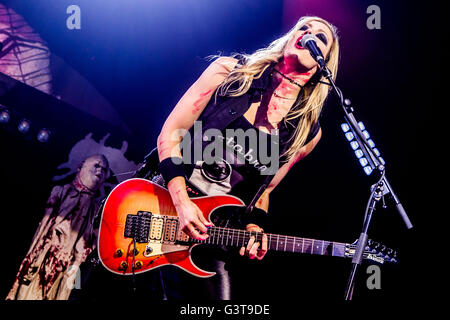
188,226 -> 348,258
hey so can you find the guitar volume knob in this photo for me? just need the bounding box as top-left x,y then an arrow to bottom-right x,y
114,248 -> 124,258
128,248 -> 139,257
118,261 -> 128,271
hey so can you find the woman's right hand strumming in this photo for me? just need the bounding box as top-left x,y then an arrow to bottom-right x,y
167,177 -> 212,240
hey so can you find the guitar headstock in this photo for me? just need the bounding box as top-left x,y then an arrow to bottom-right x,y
345,239 -> 398,264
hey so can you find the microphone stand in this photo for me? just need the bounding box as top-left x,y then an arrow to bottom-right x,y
318,64 -> 413,300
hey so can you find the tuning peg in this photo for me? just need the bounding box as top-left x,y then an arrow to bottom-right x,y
369,241 -> 378,253
388,251 -> 398,263
386,248 -> 393,255
367,239 -> 373,246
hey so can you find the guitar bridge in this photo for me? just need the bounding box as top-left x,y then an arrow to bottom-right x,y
124,211 -> 152,243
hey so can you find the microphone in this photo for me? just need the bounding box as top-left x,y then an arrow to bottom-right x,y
300,34 -> 327,69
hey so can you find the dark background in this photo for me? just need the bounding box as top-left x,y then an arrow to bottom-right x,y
0,0 -> 439,306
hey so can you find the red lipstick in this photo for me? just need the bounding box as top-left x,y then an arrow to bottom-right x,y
295,35 -> 306,50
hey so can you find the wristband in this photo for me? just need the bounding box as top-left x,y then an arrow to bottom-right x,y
158,157 -> 186,184
244,207 -> 269,231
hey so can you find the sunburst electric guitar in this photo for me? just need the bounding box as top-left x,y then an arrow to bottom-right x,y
98,178 -> 397,277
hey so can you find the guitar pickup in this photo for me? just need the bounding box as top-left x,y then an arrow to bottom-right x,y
124,211 -> 152,243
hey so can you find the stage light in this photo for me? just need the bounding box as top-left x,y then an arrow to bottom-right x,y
37,128 -> 51,143
341,121 -> 385,176
345,132 -> 354,141
18,119 -> 31,134
363,166 -> 373,175
0,109 -> 10,124
373,148 -> 380,156
358,122 -> 365,131
362,130 -> 370,139
350,141 -> 359,150
341,123 -> 350,133
355,149 -> 364,158
359,157 -> 368,167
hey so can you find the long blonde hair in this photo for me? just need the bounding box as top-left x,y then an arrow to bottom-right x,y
215,16 -> 340,163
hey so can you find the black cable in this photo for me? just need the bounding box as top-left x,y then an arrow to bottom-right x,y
131,238 -> 137,293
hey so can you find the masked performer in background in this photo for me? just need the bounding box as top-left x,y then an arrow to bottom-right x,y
6,154 -> 109,300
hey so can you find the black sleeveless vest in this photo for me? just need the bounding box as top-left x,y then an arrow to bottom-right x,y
193,62 -> 306,158
187,61 -> 320,211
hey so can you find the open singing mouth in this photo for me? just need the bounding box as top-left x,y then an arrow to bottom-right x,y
295,35 -> 306,49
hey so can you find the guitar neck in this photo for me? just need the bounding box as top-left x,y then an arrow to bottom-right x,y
188,226 -> 349,258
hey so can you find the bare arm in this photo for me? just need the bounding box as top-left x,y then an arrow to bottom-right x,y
252,128 -> 323,214
241,128 -> 322,259
264,127 -> 322,197
157,57 -> 238,240
157,57 -> 238,161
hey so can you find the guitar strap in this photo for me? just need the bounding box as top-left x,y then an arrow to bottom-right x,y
245,174 -> 272,214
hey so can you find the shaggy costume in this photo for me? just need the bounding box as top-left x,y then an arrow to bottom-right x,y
6,178 -> 99,300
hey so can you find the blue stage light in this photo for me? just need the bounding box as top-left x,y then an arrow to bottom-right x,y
363,166 -> 373,175
359,158 -> 368,167
341,122 -> 385,176
18,119 -> 31,134
355,149 -> 364,158
341,123 -> 350,133
362,130 -> 370,139
358,122 -> 365,131
0,109 -> 10,124
373,148 -> 380,156
345,132 -> 354,141
37,128 -> 51,143
350,141 -> 359,150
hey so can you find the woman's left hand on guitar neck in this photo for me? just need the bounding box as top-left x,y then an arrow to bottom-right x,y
239,224 -> 268,260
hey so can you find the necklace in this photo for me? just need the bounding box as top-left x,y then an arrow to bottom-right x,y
273,68 -> 304,89
273,90 -> 296,100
